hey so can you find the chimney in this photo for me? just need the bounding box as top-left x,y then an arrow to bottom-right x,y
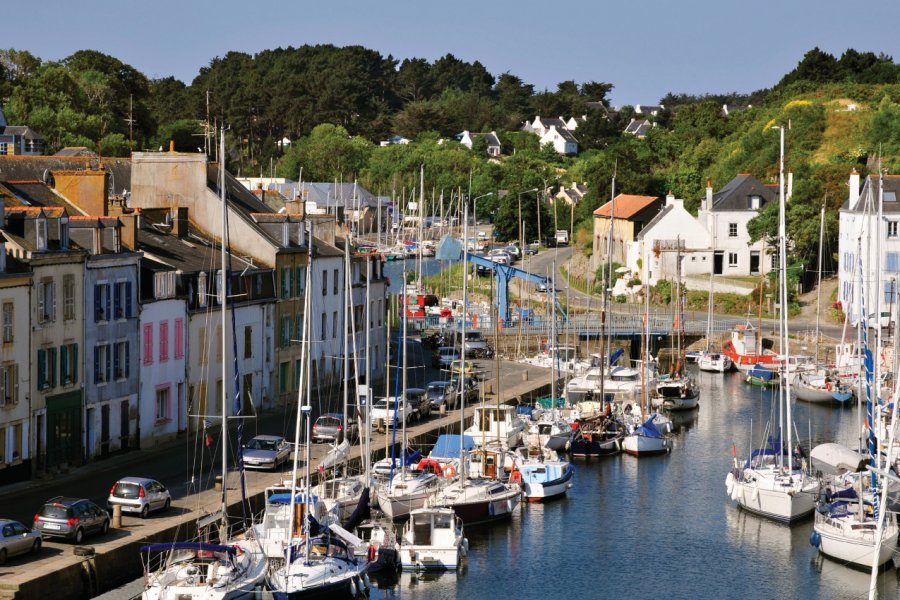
172,207 -> 188,238
169,140 -> 175,153
849,169 -> 861,210
665,191 -> 683,210
704,178 -> 713,211
121,212 -> 139,250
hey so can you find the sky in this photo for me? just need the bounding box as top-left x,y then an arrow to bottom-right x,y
5,0 -> 899,107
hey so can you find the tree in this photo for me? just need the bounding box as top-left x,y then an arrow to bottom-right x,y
279,123 -> 373,182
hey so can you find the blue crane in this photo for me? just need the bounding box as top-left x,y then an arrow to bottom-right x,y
464,252 -> 566,325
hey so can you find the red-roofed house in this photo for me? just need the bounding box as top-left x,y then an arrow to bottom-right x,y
592,193 -> 662,269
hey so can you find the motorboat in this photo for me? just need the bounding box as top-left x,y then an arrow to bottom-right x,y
698,351 -> 732,373
377,469 -> 446,521
252,486 -> 329,562
312,475 -> 367,522
430,477 -> 522,525
722,321 -> 779,371
656,375 -> 699,411
745,364 -> 779,388
514,451 -> 574,501
399,508 -> 467,571
463,406 -> 526,449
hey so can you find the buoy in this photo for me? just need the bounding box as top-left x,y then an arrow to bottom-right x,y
809,531 -> 821,548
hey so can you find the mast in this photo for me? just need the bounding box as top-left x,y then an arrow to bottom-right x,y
598,170 -> 615,408
814,204 -> 825,364
460,201 -> 469,480
401,244 -> 408,482
364,254 -> 372,481
706,271 -> 713,352
776,125 -> 794,473
342,231 -> 350,464
218,127 -> 229,531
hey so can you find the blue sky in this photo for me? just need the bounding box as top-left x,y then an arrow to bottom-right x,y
5,0 -> 898,106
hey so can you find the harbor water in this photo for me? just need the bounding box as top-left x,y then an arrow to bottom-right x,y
370,369 -> 900,600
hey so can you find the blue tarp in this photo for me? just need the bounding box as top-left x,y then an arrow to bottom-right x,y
430,434 -> 475,459
267,493 -> 319,505
140,542 -> 236,555
634,417 -> 664,439
517,405 -> 535,417
609,348 -> 625,366
748,364 -> 777,381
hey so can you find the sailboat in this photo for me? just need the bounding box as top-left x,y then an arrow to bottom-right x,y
622,283 -> 673,456
725,127 -> 820,523
268,219 -> 369,599
698,273 -> 732,372
141,129 -> 267,600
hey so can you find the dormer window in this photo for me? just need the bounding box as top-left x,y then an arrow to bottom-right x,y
92,228 -> 102,255
282,221 -> 290,246
59,218 -> 69,250
36,217 -> 47,251
748,195 -> 761,210
112,226 -> 121,253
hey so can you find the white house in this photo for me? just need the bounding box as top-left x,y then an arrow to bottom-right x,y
627,193 -> 712,285
838,170 -> 900,322
697,175 -> 777,277
456,131 -> 501,157
540,125 -> 578,155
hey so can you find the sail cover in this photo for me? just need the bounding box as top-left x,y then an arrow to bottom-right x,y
635,417 -> 663,439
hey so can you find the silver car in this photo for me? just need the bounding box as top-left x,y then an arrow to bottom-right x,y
107,477 -> 171,518
0,519 -> 41,564
241,435 -> 292,470
33,497 -> 109,544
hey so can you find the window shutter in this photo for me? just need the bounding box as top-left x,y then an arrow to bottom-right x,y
38,284 -> 44,321
93,347 -> 99,384
105,345 -> 111,382
125,343 -> 130,378
94,284 -> 101,321
48,347 -> 56,388
50,283 -> 56,320
60,345 -> 68,384
125,282 -> 133,317
296,314 -> 302,343
72,345 -> 78,384
12,364 -> 17,404
37,349 -> 46,389
113,342 -> 120,379
113,283 -> 121,319
0,367 -> 6,406
106,284 -> 111,320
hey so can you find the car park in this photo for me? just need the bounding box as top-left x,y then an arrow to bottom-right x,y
241,435 -> 292,470
426,381 -> 456,411
33,497 -> 109,544
107,477 -> 171,518
312,413 -> 358,443
0,519 -> 41,563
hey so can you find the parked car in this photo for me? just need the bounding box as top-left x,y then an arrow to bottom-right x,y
312,413 -> 358,443
241,435 -> 292,470
448,374 -> 479,405
488,249 -> 511,265
370,397 -> 414,430
405,387 -> 430,419
450,359 -> 478,376
457,331 -> 492,358
434,346 -> 460,369
504,245 -> 521,261
536,281 -> 560,293
0,519 -> 41,564
525,243 -> 539,256
426,381 -> 456,411
33,497 -> 109,544
107,477 -> 171,518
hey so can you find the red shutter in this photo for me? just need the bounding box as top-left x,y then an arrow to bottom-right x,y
143,323 -> 153,365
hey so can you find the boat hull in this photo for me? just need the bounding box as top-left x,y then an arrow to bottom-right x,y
570,436 -> 620,457
379,491 -> 431,521
400,546 -> 462,571
814,516 -> 898,569
729,476 -> 817,524
271,574 -> 364,600
621,434 -> 672,456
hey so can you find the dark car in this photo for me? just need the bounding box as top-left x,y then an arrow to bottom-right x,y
313,413 -> 359,443
405,388 -> 430,419
426,381 -> 456,411
448,375 -> 479,405
33,497 -> 109,544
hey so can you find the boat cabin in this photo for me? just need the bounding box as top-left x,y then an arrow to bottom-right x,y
465,406 -> 525,448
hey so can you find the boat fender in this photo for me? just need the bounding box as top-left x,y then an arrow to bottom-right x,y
349,576 -> 358,597
750,487 -> 759,502
509,469 -> 522,485
488,502 -> 495,516
364,574 -> 371,588
368,544 -> 377,562
507,499 -> 514,513
725,472 -> 735,495
809,531 -> 821,548
730,481 -> 741,501
463,538 -> 469,553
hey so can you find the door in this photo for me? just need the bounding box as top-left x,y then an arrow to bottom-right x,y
120,400 -> 130,450
100,405 -> 110,456
750,251 -> 760,275
713,251 -> 724,275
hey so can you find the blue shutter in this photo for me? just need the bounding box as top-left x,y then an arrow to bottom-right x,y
72,344 -> 78,384
113,343 -> 120,380
105,345 -> 111,382
113,283 -> 121,319
296,314 -> 302,342
48,348 -> 56,388
124,343 -> 130,379
37,349 -> 46,388
93,347 -> 100,384
125,282 -> 133,317
60,345 -> 68,384
94,284 -> 101,322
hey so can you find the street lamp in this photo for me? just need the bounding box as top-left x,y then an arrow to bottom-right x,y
471,192 -> 493,238
518,188 -> 539,252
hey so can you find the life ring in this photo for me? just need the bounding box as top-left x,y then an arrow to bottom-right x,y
367,545 -> 376,562
509,469 -> 522,485
443,464 -> 457,478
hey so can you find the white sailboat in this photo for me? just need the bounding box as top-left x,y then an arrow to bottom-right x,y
698,272 -> 732,372
141,129 -> 267,600
725,126 -> 820,523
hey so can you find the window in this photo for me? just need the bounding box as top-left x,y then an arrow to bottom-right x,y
771,253 -> 778,269
174,319 -> 184,359
728,223 -> 738,237
322,270 -> 328,296
728,252 -> 738,267
748,195 -> 761,210
295,314 -> 302,343
888,221 -> 898,238
35,217 -> 47,250
198,272 -> 208,307
370,301 -> 374,328
114,341 -> 129,380
113,281 -> 131,319
2,302 -> 12,343
143,324 -> 153,365
280,315 -> 291,347
378,299 -> 383,327
295,266 -> 306,296
63,274 -> 75,321
94,344 -> 110,384
59,218 -> 69,250
216,270 -> 224,305
60,343 -> 77,385
332,311 -> 338,339
295,359 -> 303,387
156,386 -> 171,421
159,321 -> 169,362
94,283 -> 110,322
281,267 -> 291,299
0,364 -> 17,406
197,327 -> 207,366
47,348 -> 56,388
321,312 -> 326,342
37,349 -> 47,390
278,362 -> 288,394
154,272 -> 176,299
244,326 -> 252,358
38,278 -> 55,323
885,281 -> 896,306
333,268 -> 339,295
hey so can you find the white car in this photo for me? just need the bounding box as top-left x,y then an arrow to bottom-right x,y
370,397 -> 413,430
108,477 -> 172,518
